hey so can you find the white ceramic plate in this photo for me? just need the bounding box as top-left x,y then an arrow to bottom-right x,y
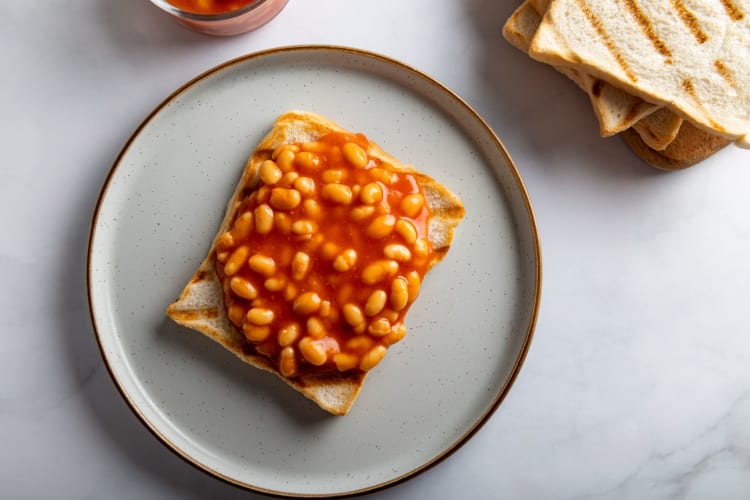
88,46 -> 541,497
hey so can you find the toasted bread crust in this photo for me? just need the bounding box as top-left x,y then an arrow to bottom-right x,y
166,111 -> 464,415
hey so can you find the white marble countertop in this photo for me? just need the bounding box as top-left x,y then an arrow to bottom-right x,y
3,1 -> 750,499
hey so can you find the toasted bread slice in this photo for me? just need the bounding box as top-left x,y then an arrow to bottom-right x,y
166,111 -> 464,415
529,0 -> 750,147
503,1 -> 658,136
503,1 -> 683,139
524,0 -> 664,137
622,120 -> 731,170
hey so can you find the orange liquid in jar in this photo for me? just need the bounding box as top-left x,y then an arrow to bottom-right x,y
167,0 -> 257,14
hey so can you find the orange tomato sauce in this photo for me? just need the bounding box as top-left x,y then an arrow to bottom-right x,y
215,132 -> 434,376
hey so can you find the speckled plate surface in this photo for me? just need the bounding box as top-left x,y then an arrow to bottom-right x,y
87,46 -> 541,497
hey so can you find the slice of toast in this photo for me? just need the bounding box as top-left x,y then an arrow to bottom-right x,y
166,111 -> 464,415
503,1 -> 658,136
529,0 -> 750,147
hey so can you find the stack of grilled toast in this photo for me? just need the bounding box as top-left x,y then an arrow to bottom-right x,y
502,0 -> 749,170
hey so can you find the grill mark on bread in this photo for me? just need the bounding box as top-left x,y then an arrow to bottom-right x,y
720,0 -> 744,21
576,0 -> 638,82
670,0 -> 709,44
681,79 -> 697,99
714,60 -> 736,87
622,0 -> 673,63
681,79 -> 725,132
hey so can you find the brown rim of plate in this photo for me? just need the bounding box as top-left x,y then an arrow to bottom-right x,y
86,44 -> 543,498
